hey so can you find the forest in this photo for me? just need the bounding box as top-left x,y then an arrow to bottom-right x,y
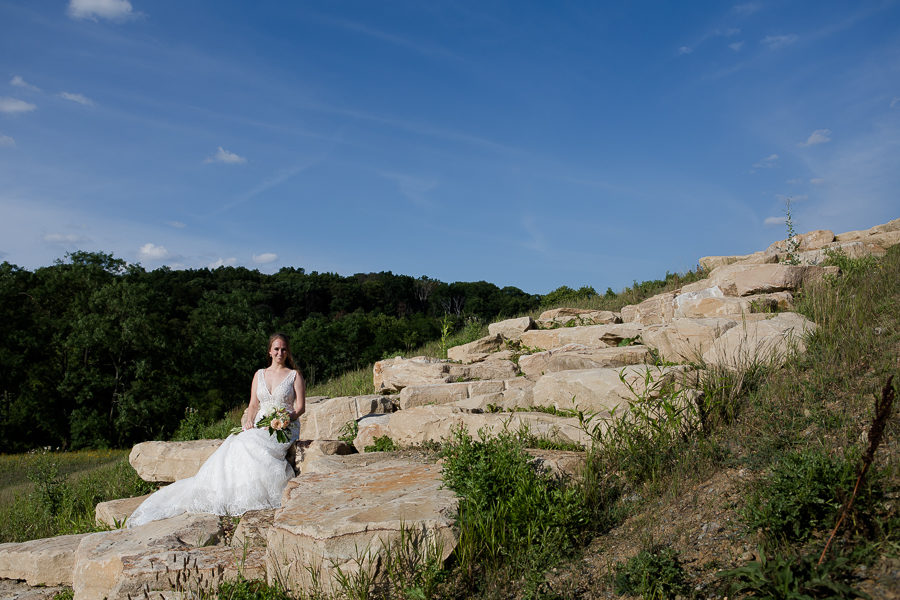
0,251 -> 541,452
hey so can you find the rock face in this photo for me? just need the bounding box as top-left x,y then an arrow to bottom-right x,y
519,323 -> 645,351
397,379 -> 517,410
300,394 -> 395,440
518,344 -> 652,379
702,312 -> 817,369
0,533 -> 92,586
488,316 -> 535,339
266,458 -> 458,594
536,308 -> 619,327
373,356 -> 450,393
532,365 -> 693,414
130,439 -> 223,483
620,292 -> 676,325
447,334 -> 504,363
95,494 -> 151,528
73,512 -> 223,600
641,318 -> 740,363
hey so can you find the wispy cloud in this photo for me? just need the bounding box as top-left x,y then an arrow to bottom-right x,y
786,178 -> 802,184
11,76 -> 40,92
252,252 -> 277,264
204,146 -> 246,164
733,3 -> 761,16
678,46 -> 693,55
798,128 -> 832,147
764,216 -> 786,226
0,97 -> 37,114
521,214 -> 548,253
729,41 -> 744,51
761,34 -> 798,50
167,220 -> 186,228
138,242 -> 170,260
44,232 -> 90,244
209,257 -> 237,268
0,134 -> 14,147
314,15 -> 458,61
60,92 -> 95,106
67,0 -> 137,22
890,97 -> 900,109
810,178 -> 825,185
377,171 -> 438,207
752,153 -> 779,169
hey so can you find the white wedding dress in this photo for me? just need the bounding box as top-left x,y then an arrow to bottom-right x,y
127,369 -> 300,528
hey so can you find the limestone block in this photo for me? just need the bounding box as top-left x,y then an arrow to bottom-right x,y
0,532 -> 92,586
488,316 -> 535,340
130,439 -> 223,483
296,439 -> 355,474
0,580 -> 69,599
699,251 -> 775,271
620,292 -> 676,325
232,508 -> 275,550
299,395 -> 395,440
373,356 -> 450,393
297,452 -> 402,477
447,334 -> 504,363
674,286 -> 794,318
453,384 -> 535,412
702,312 -> 817,370
519,323 -> 645,351
386,405 -> 592,449
683,264 -> 836,297
834,217 -> 900,241
448,359 -> 518,382
353,413 -> 393,453
95,494 -> 151,528
397,379 -> 508,410
536,308 -> 620,328
766,229 -> 835,254
73,512 -> 223,600
266,459 -> 458,595
532,365 -> 693,414
518,344 -> 653,379
641,318 -> 739,363
787,240 -> 887,266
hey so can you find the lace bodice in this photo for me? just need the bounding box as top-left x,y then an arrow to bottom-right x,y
255,368 -> 296,421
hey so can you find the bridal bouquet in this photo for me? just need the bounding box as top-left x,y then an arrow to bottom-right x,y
229,407 -> 292,443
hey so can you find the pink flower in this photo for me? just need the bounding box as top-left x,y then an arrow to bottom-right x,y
270,418 -> 283,430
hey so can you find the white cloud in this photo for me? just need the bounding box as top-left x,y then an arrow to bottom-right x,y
729,41 -> 745,51
43,233 -> 90,244
786,178 -> 802,184
0,134 -> 14,147
761,34 -> 798,50
67,0 -> 136,21
752,153 -> 779,169
764,216 -> 786,226
10,76 -> 40,92
890,97 -> 900,109
138,242 -> 170,260
678,46 -> 693,55
60,92 -> 95,106
208,257 -> 237,268
733,2 -> 760,16
205,146 -> 247,164
810,178 -> 825,185
798,128 -> 832,147
167,220 -> 186,228
252,253 -> 277,264
0,97 -> 37,114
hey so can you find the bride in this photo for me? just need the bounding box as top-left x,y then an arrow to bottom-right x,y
127,333 -> 306,528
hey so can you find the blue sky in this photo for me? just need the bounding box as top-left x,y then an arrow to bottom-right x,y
1,1 -> 898,294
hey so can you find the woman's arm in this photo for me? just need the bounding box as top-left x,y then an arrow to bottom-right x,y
242,371 -> 261,430
291,370 -> 306,421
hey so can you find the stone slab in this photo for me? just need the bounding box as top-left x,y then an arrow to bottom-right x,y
130,439 -> 224,483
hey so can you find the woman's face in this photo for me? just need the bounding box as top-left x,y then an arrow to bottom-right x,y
269,338 -> 289,365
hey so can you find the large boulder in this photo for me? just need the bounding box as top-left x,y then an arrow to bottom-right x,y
536,308 -> 619,328
488,316 -> 535,340
447,334 -> 504,363
373,356 -> 450,393
834,217 -> 900,241
129,439 -> 223,483
673,287 -> 794,319
266,458 -> 458,595
385,405 -> 592,448
641,318 -> 739,363
447,359 -> 518,381
95,494 -> 151,528
519,323 -> 645,351
699,251 -> 776,271
702,312 -> 817,369
295,439 -> 356,473
397,379 -> 514,410
0,532 -> 93,586
231,508 -> 275,551
681,264 -> 837,297
73,512 -> 224,600
532,365 -> 693,414
353,414 -> 393,452
620,292 -> 677,325
766,229 -> 835,254
518,344 -> 653,379
300,394 -> 395,440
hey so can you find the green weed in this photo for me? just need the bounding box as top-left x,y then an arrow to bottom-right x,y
722,549 -> 865,600
365,435 -> 398,453
613,545 -> 690,600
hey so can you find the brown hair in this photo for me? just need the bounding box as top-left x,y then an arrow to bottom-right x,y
267,332 -> 298,371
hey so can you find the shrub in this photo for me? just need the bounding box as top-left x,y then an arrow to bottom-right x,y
614,546 -> 690,600
365,436 -> 398,452
722,549 -> 863,600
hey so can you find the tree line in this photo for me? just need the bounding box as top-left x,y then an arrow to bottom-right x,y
0,252 -> 540,452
